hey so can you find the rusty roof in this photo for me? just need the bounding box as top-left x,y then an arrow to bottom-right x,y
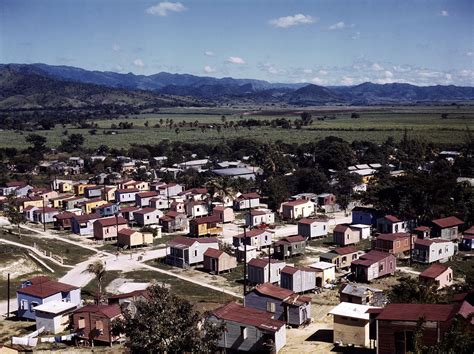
94,216 -> 127,227
376,233 -> 410,241
282,199 -> 311,207
383,214 -> 401,223
74,304 -> 121,319
432,216 -> 464,228
137,191 -> 158,198
190,215 -> 220,224
352,250 -> 393,267
334,224 -> 350,233
17,280 -> 78,298
274,235 -> 305,245
234,228 -> 269,239
253,283 -> 311,305
298,217 -> 328,224
248,258 -> 283,268
376,303 -> 456,322
73,213 -> 101,223
133,207 -> 160,215
419,263 -> 451,279
203,248 -> 224,258
333,246 -> 358,255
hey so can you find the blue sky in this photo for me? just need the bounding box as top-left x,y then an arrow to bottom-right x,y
1,0 -> 473,86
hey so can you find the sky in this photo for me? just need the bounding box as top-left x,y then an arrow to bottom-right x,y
1,0 -> 473,86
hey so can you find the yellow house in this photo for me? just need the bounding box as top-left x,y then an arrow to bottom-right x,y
81,198 -> 108,214
59,181 -> 73,193
117,228 -> 154,248
123,180 -> 149,191
103,186 -> 117,202
74,184 -> 96,196
50,194 -> 74,208
16,196 -> 43,212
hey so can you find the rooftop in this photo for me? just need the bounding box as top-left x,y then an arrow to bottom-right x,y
17,280 -> 78,298
34,301 -> 77,314
432,216 -> 464,228
376,303 -> 456,322
73,304 -> 122,319
329,302 -> 376,320
419,263 -> 451,279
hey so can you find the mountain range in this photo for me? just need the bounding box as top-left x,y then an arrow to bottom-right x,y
1,63 -> 474,109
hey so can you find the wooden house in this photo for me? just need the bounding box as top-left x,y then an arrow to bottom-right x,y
84,186 -> 103,199
245,283 -> 312,327
412,238 -> 455,263
133,208 -> 162,226
149,196 -> 171,210
212,205 -> 235,223
209,302 -> 286,353
351,251 -> 396,282
376,215 -> 410,234
352,206 -> 383,226
71,213 -> 101,236
460,226 -> 474,250
245,209 -> 275,227
280,199 -> 315,220
203,248 -> 237,274
319,246 -> 360,270
73,304 -> 122,346
431,216 -> 463,240
375,304 -> 456,354
79,198 -> 108,214
119,206 -> 140,223
339,283 -> 385,306
54,212 -> 75,230
166,236 -> 219,268
373,233 -> 415,257
189,215 -> 222,237
308,262 -> 336,287
160,211 -> 188,233
93,216 -> 127,241
185,200 -> 209,218
234,192 -> 260,210
135,191 -> 158,207
247,258 -> 286,285
298,218 -> 329,239
333,224 -> 362,246
280,266 -> 317,293
115,188 -> 139,203
419,264 -> 453,289
93,203 -> 119,218
117,228 -> 153,248
232,229 -> 274,250
329,302 -> 376,348
273,235 -> 306,259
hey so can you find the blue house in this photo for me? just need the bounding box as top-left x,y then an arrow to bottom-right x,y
93,203 -> 119,218
71,213 -> 100,236
17,277 -> 81,320
351,207 -> 382,226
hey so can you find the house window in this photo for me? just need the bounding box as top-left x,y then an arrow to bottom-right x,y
352,254 -> 358,260
379,263 -> 384,272
78,317 -> 86,329
266,302 -> 276,313
30,301 -> 39,312
347,235 -> 350,240
95,320 -> 104,333
147,215 -> 150,220
323,225 -> 326,230
439,249 -> 442,255
396,241 -> 400,248
240,326 -> 248,339
20,299 -> 28,310
194,250 -> 198,257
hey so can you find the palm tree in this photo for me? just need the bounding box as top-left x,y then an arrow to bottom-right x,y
206,177 -> 236,206
83,260 -> 106,304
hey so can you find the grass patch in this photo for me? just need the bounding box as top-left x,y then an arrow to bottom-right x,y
221,263 -> 245,284
82,270 -> 122,301
308,235 -> 334,248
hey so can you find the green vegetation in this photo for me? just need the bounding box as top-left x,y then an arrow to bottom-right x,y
0,106 -> 472,148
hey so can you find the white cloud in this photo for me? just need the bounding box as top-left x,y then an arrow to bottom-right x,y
227,56 -> 245,65
328,21 -> 346,30
203,65 -> 216,73
319,70 -> 328,75
341,76 -> 355,85
112,44 -> 121,52
114,65 -> 124,72
466,52 -> 473,57
146,2 -> 186,17
133,59 -> 144,67
204,51 -> 215,57
311,77 -> 328,85
384,70 -> 394,78
440,10 -> 449,17
269,14 -> 315,28
372,63 -> 383,71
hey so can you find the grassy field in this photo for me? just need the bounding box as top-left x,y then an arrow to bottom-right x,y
1,106 -> 473,149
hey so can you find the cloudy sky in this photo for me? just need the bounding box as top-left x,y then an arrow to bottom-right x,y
1,0 -> 473,86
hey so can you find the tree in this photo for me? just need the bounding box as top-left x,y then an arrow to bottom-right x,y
59,133 -> 85,153
25,134 -> 47,153
112,284 -> 224,353
82,260 -> 106,303
351,112 -> 361,119
300,112 -> 312,125
387,276 -> 443,304
4,194 -> 26,239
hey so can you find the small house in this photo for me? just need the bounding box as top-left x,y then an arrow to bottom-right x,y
71,213 -> 101,236
54,212 -> 75,230
245,283 -> 312,327
460,226 -> 474,250
185,200 -> 209,218
133,208 -> 162,227
273,235 -> 306,259
84,186 -> 103,199
34,301 -> 77,334
298,218 -> 329,239
351,251 -> 396,282
212,205 -> 235,223
319,246 -> 360,270
74,184 -> 95,196
119,206 -> 140,223
412,238 -> 455,263
236,245 -> 258,263
80,198 -> 108,214
234,192 -> 260,210
117,228 -> 153,248
339,283 -> 385,306
160,211 -> 188,233
419,264 -> 453,289
413,225 -> 431,239
376,215 -> 410,234
93,216 -> 128,241
135,191 -> 158,207
431,216 -> 463,240
245,209 -> 275,227
115,188 -> 139,203
351,206 -> 382,226
73,304 -> 122,346
166,236 -> 219,268
93,202 -> 119,218
280,266 -> 317,293
170,200 -> 185,213
189,215 -> 222,237
308,261 -> 336,287
333,224 -> 361,246
203,248 -> 237,274
233,228 -> 274,250
149,196 -> 171,210
329,302 -> 376,348
247,258 -> 286,285
280,199 -> 315,220
209,302 -> 286,353
373,233 -> 414,257
17,278 -> 81,320
15,196 -> 43,212
155,182 -> 184,197
349,224 -> 371,239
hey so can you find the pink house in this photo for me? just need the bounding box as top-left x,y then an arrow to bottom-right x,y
419,263 -> 453,289
93,216 -> 127,241
212,205 -> 235,223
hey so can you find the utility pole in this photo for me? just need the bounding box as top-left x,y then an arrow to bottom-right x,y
42,196 -> 46,232
7,273 -> 10,319
268,244 -> 271,283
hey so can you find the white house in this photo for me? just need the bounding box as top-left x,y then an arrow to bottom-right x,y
166,236 -> 219,268
247,258 -> 286,285
234,192 -> 260,210
280,199 -> 315,220
298,218 -> 329,239
376,215 -> 409,234
412,238 -> 455,263
245,209 -> 275,227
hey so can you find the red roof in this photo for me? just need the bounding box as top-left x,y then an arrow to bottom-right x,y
94,216 -> 127,227
26,276 -> 52,285
383,215 -> 401,223
5,181 -> 27,188
254,283 -> 312,304
333,246 -> 358,255
168,236 -> 218,248
419,263 -> 451,279
74,304 -> 121,319
432,216 -> 464,228
33,207 -> 59,214
248,258 -> 283,268
376,233 -> 410,241
414,226 -> 431,232
274,235 -> 305,245
137,191 -> 158,198
133,207 -> 160,215
118,228 -> 137,237
203,248 -> 224,258
212,302 -> 284,332
376,304 -> 456,322
458,301 -> 474,325
240,192 -> 260,199
299,217 -> 328,225
352,250 -> 393,267
281,266 -> 299,275
234,228 -> 268,239
116,188 -> 139,193
334,224 -> 350,233
415,238 -> 450,247
463,226 -> 474,236
54,212 -> 76,220
120,206 -> 140,213
282,199 -> 310,207
73,213 -> 101,223
190,215 -> 220,224
17,280 -> 78,298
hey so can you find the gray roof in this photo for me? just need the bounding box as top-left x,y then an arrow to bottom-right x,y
340,284 -> 383,297
319,252 -> 339,260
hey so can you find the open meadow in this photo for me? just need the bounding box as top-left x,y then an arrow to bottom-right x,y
1,105 -> 473,149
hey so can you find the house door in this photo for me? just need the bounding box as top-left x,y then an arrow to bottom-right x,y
184,249 -> 189,266
394,331 -> 414,354
316,277 -> 322,287
211,258 -> 217,272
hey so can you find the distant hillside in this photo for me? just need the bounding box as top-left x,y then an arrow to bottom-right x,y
0,65 -> 207,110
1,63 -> 474,106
